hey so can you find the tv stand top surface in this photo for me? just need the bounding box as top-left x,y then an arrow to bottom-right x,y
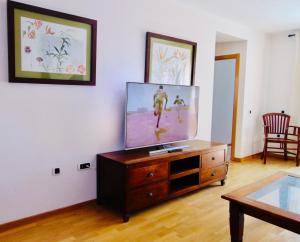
98,140 -> 227,165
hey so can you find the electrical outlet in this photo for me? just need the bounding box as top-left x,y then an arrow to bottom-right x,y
78,162 -> 91,170
52,168 -> 61,175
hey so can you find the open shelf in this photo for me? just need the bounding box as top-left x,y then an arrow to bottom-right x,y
170,168 -> 200,180
170,156 -> 200,175
169,173 -> 199,193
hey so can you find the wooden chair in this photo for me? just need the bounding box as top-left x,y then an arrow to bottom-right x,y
262,113 -> 300,166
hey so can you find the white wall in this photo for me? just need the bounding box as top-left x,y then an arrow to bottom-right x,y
0,0 -> 268,224
264,31 -> 300,125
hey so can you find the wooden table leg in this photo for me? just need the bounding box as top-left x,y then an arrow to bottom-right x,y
229,202 -> 244,242
123,213 -> 130,222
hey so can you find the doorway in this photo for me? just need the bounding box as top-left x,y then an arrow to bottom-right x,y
211,54 -> 240,160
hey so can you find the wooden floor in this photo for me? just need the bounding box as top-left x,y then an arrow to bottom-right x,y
1,158 -> 300,242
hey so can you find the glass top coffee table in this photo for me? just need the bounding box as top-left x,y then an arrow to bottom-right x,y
221,172 -> 300,242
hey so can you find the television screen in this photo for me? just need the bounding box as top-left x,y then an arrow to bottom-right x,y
125,82 -> 199,149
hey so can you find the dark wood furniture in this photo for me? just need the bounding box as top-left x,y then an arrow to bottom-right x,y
97,140 -> 228,222
262,113 -> 300,166
222,172 -> 300,242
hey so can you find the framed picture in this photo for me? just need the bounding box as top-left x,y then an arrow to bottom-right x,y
7,1 -> 97,85
145,32 -> 197,86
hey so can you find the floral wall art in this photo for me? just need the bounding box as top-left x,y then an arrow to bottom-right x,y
21,17 -> 87,76
7,1 -> 97,85
145,32 -> 197,86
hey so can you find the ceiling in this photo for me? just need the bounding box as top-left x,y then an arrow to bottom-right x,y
182,0 -> 300,33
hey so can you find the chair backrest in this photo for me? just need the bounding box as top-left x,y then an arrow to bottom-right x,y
262,113 -> 290,135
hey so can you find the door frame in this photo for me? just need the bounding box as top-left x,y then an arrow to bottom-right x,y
214,54 -> 240,160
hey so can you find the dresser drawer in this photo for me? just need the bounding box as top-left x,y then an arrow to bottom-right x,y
128,162 -> 168,189
201,165 -> 227,183
201,150 -> 225,169
127,181 -> 168,211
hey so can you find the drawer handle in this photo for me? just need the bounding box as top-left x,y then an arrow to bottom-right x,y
148,192 -> 153,197
211,171 -> 216,177
147,172 -> 155,177
211,157 -> 215,161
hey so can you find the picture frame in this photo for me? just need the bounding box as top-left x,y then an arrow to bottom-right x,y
7,0 -> 97,85
145,32 -> 197,86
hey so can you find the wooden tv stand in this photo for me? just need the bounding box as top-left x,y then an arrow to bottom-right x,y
97,140 -> 228,222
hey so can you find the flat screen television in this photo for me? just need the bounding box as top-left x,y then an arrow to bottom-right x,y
125,82 -> 199,149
